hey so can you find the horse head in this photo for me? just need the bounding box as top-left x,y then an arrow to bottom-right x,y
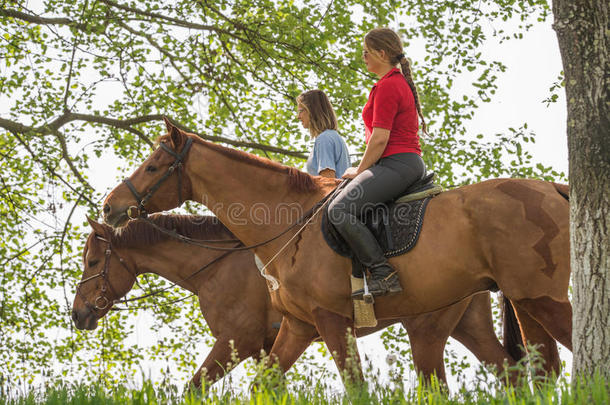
71,217 -> 138,330
102,118 -> 193,228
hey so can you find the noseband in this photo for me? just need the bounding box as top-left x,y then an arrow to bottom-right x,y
123,137 -> 193,219
77,236 -> 136,311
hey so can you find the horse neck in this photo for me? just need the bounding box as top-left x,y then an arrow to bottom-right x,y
120,240 -> 223,295
185,141 -> 331,247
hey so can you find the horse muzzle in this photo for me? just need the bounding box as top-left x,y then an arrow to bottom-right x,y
102,203 -> 130,228
71,307 -> 99,330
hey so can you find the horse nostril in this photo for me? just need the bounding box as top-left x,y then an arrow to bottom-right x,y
103,204 -> 111,215
71,309 -> 79,323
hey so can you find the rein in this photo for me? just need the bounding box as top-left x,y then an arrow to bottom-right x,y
120,135 -> 350,291
135,179 -> 349,292
77,235 -> 239,311
110,247 -> 237,311
254,182 -> 347,291
138,180 -> 347,252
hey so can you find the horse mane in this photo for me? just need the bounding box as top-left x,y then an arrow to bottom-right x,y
100,214 -> 235,249
157,133 -> 321,194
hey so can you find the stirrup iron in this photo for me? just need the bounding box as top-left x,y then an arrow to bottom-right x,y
362,274 -> 374,304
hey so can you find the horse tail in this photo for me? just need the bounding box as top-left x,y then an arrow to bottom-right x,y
501,293 -> 526,361
552,182 -> 569,201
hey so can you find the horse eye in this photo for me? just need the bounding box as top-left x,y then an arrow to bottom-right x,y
88,259 -> 99,268
146,165 -> 157,173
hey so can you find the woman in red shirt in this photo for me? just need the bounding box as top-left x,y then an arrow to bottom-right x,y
328,28 -> 427,299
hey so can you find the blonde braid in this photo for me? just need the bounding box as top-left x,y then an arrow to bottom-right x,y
399,56 -> 427,135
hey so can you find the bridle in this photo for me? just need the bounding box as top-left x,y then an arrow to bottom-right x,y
77,236 -> 136,311
123,137 -> 193,219
76,234 -> 241,312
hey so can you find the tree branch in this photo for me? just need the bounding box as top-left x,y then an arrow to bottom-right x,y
113,20 -> 200,88
1,113 -> 306,158
197,0 -> 302,51
0,8 -> 83,27
0,235 -> 56,267
52,129 -> 95,192
98,0 -> 243,41
68,112 -> 156,147
9,130 -> 98,207
166,117 -> 307,159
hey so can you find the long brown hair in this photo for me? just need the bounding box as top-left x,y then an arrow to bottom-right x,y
296,90 -> 338,138
364,28 -> 427,135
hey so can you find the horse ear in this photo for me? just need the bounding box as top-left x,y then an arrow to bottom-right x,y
162,116 -> 184,148
86,216 -> 106,236
169,124 -> 184,149
163,116 -> 174,133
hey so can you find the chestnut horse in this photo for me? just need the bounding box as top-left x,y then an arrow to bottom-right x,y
102,121 -> 571,386
73,215 -> 522,386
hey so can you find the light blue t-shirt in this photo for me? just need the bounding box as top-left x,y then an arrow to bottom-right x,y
305,129 -> 350,178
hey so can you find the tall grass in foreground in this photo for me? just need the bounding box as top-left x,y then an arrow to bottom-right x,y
2,345 -> 607,404
1,373 -> 608,405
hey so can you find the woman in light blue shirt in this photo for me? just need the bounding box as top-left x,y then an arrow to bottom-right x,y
297,90 -> 350,178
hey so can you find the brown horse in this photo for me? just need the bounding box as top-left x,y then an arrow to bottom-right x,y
102,121 -> 571,386
73,214 -> 522,386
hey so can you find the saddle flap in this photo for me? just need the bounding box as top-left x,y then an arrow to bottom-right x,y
321,197 -> 431,260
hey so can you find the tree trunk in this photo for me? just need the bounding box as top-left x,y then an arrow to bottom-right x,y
552,0 -> 610,379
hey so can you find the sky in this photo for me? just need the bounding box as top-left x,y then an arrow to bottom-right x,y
462,19 -> 568,176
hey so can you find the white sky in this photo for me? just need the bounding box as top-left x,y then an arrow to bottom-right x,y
463,20 -> 568,176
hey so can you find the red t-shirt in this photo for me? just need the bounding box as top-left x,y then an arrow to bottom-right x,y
362,68 -> 421,157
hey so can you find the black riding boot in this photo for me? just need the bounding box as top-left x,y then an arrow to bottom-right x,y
351,263 -> 402,300
330,215 -> 403,300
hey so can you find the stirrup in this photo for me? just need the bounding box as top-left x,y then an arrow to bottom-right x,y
362,274 -> 374,304
352,277 -> 374,302
351,272 -> 402,300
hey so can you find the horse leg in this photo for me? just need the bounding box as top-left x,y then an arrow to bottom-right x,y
510,301 -> 561,378
450,293 -> 518,384
513,297 -> 572,351
402,323 -> 449,384
267,315 -> 318,372
402,299 -> 473,384
312,307 -> 363,386
257,339 -> 276,362
191,338 -> 257,388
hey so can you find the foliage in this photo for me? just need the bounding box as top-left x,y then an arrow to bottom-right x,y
1,363 -> 608,404
0,0 -> 564,386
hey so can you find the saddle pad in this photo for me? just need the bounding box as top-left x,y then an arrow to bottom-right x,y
321,197 -> 431,259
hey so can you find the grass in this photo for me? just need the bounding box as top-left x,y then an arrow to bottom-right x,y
1,345 -> 608,404
1,372 -> 608,404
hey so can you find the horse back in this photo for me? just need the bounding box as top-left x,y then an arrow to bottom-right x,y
430,179 -> 570,299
